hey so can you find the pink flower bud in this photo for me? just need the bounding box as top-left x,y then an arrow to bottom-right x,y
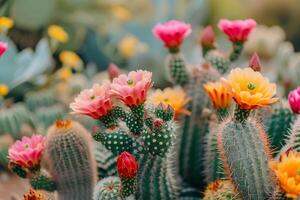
108,63 -> 121,81
288,87 -> 300,114
0,42 -> 8,56
200,26 -> 215,48
249,53 -> 262,72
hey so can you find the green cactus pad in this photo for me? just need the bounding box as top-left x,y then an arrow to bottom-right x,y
168,54 -> 189,86
121,178 -> 136,197
30,174 -> 57,192
10,163 -> 27,178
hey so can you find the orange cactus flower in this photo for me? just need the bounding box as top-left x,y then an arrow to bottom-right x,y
203,81 -> 231,110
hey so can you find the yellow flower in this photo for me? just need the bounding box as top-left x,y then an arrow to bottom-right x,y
221,67 -> 278,110
203,81 -> 231,110
148,87 -> 191,117
111,5 -> 132,21
48,25 -> 68,43
57,67 -> 72,81
269,152 -> 300,198
0,84 -> 9,96
23,189 -> 44,200
59,51 -> 81,68
118,35 -> 139,58
0,16 -> 14,30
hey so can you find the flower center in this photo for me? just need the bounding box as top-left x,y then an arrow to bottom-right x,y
127,79 -> 133,85
247,83 -> 255,90
297,170 -> 300,176
90,95 -> 95,100
164,98 -> 169,102
24,144 -> 29,148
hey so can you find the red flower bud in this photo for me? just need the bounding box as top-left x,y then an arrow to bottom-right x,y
108,63 -> 121,81
117,151 -> 138,178
200,26 -> 215,48
153,118 -> 164,129
249,53 -> 262,72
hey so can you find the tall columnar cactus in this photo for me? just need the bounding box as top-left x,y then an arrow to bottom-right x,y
265,106 -> 295,152
217,67 -> 279,200
0,103 -> 36,139
70,70 -> 179,200
44,120 -> 97,200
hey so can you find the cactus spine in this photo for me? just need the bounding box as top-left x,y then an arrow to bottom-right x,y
167,53 -> 189,86
218,118 -> 276,200
44,120 -> 97,200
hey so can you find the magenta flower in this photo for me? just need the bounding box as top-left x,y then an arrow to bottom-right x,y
200,26 -> 215,48
110,70 -> 153,107
218,19 -> 256,43
8,135 -> 45,169
70,83 -> 113,119
152,20 -> 191,49
288,87 -> 300,114
0,42 -> 7,56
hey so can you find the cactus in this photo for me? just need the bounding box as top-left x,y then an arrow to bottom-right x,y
203,180 -> 240,200
43,120 -> 97,200
167,53 -> 189,86
0,103 -> 36,139
282,116 -> 300,153
179,182 -> 202,200
93,177 -> 122,200
218,118 -> 276,200
265,107 -> 295,152
25,89 -> 57,112
175,64 -> 219,189
206,50 -> 230,74
35,104 -> 66,129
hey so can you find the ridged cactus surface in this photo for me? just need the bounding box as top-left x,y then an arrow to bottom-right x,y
93,177 -> 121,200
218,119 -> 276,200
25,89 -> 57,111
44,120 -> 97,200
167,53 -> 189,86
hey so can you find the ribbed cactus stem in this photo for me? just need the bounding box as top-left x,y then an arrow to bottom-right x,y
44,120 -> 97,200
234,106 -> 250,123
120,178 -> 136,197
167,53 -> 189,86
229,42 -> 244,62
218,119 -> 276,200
100,111 -> 118,128
217,108 -> 229,121
125,104 -> 145,135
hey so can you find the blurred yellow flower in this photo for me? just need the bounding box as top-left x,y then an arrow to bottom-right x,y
0,84 -> 9,96
0,16 -> 14,30
221,67 -> 278,110
148,87 -> 191,117
59,51 -> 81,68
57,67 -> 72,81
203,81 -> 231,110
23,189 -> 44,200
48,25 -> 69,43
118,35 -> 139,58
111,5 -> 132,21
270,152 -> 300,199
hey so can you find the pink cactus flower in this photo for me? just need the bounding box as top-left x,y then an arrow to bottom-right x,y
110,70 -> 153,107
288,87 -> 300,114
108,63 -> 121,81
200,26 -> 215,48
8,135 -> 45,169
70,83 -> 113,119
152,20 -> 192,49
0,42 -> 7,56
218,19 -> 256,43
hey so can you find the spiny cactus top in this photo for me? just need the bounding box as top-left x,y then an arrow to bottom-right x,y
218,19 -> 256,43
288,87 -> 300,114
148,87 -> 191,117
270,151 -> 300,199
70,83 -> 113,120
221,67 -> 278,110
152,20 -> 191,53
8,134 -> 45,169
47,25 -> 69,43
0,41 -> 7,56
117,151 -> 138,179
203,180 -> 239,200
110,70 -> 153,107
22,189 -> 44,200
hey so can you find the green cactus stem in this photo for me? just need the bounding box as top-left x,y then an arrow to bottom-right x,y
229,42 -> 244,62
30,174 -> 57,192
218,118 -> 276,200
234,106 -> 251,123
206,50 -> 230,74
120,177 -> 136,197
167,53 -> 189,86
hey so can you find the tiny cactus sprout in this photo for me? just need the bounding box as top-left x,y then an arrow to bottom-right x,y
270,151 -> 300,199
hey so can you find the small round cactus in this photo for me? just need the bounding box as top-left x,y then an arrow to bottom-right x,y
93,177 -> 122,200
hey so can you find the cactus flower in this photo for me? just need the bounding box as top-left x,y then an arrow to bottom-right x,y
0,16 -> 14,31
148,87 -> 191,117
269,152 -> 300,198
70,83 -> 113,119
200,26 -> 216,49
48,25 -> 69,43
108,63 -> 121,81
110,70 -> 153,107
0,41 -> 7,56
8,135 -> 45,169
203,81 -> 232,110
152,20 -> 191,51
221,67 -> 278,110
23,189 -> 44,200
59,51 -> 81,68
218,19 -> 256,43
0,83 -> 9,96
117,151 -> 138,178
249,52 -> 262,72
288,87 -> 300,114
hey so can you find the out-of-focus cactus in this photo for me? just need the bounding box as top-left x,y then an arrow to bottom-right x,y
205,50 -> 230,74
44,120 -> 97,200
35,104 -> 66,130
25,89 -> 57,112
0,103 -> 36,139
